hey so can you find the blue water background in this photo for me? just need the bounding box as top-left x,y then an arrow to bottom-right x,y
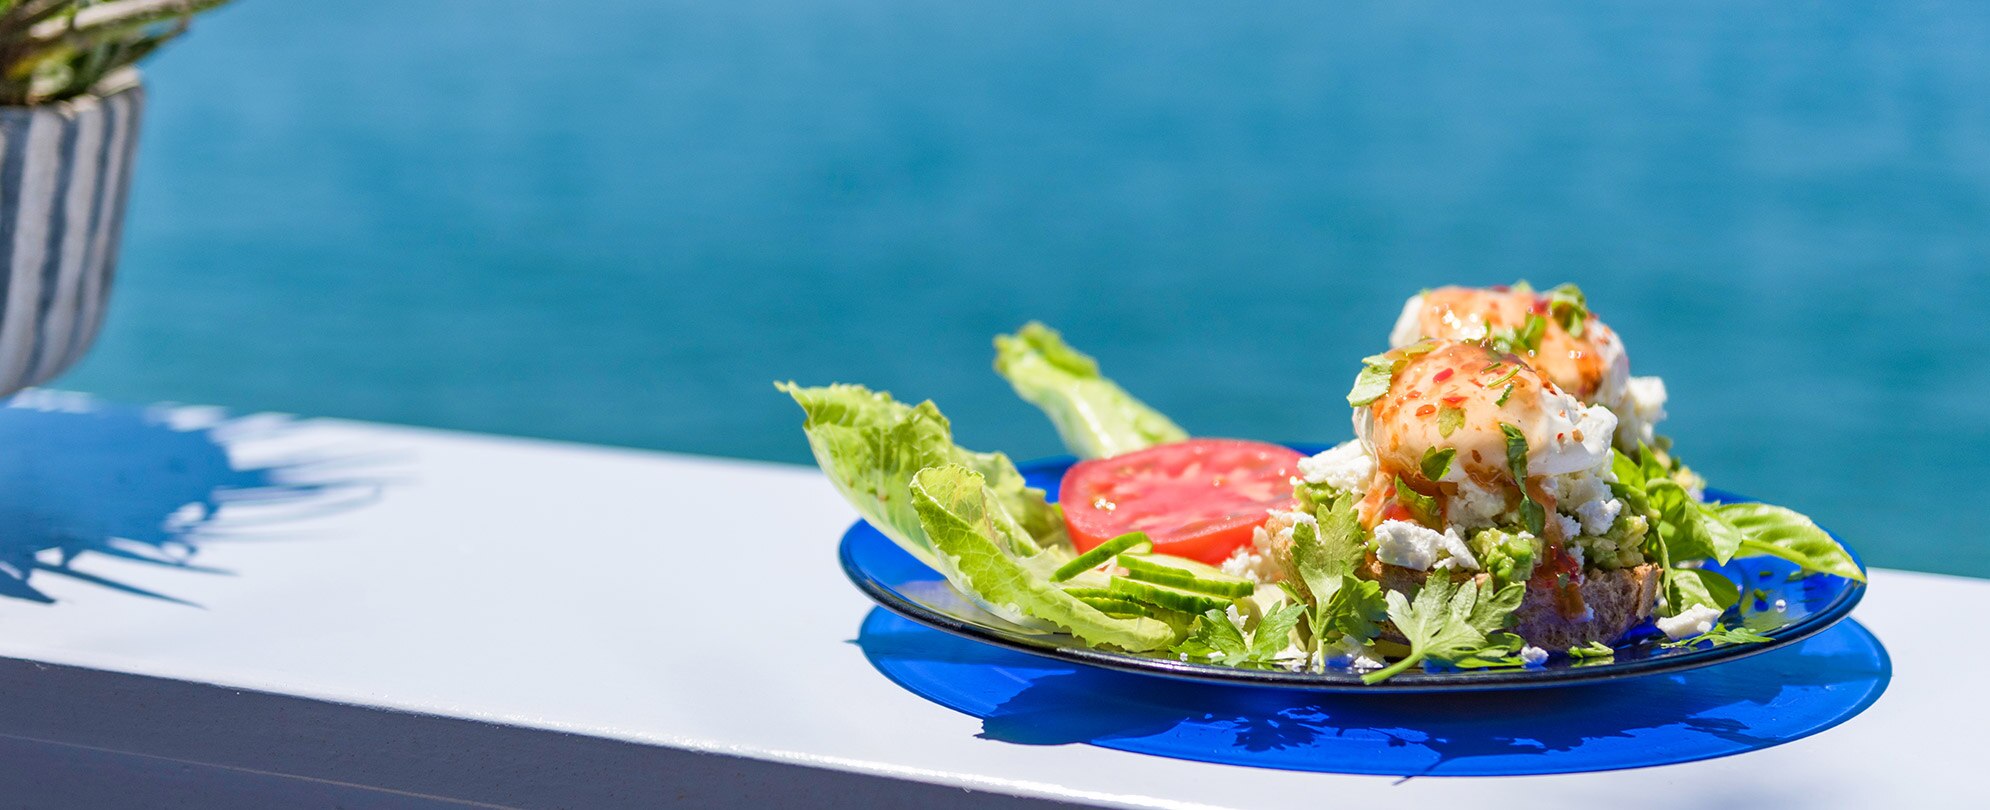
56,2 -> 1990,577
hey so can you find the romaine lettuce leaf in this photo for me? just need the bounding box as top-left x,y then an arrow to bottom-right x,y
910,464 -> 1176,651
993,322 -> 1188,459
778,382 -> 1067,568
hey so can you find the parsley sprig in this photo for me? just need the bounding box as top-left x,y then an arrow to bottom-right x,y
1171,604 -> 1309,669
1361,575 -> 1525,684
1288,492 -> 1389,670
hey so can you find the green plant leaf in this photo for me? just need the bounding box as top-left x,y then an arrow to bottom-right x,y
780,382 -> 1068,568
1718,502 -> 1866,581
910,464 -> 1175,651
993,322 -> 1188,459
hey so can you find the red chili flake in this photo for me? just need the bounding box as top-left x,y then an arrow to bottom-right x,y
1416,404 -> 1437,417
1433,368 -> 1454,382
1557,432 -> 1566,441
1531,299 -> 1549,314
1442,395 -> 1465,405
1491,285 -> 1510,292
1406,390 -> 1422,400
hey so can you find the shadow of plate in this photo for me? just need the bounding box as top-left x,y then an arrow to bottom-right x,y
855,607 -> 1890,777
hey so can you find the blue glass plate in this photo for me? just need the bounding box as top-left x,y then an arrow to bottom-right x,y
839,449 -> 1868,692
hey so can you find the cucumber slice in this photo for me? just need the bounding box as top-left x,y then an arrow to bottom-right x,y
1141,604 -> 1199,637
1118,553 -> 1255,598
1059,586 -> 1118,600
1052,531 -> 1154,582
1107,576 -> 1235,614
1077,595 -> 1150,615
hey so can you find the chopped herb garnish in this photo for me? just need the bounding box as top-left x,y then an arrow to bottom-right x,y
1547,283 -> 1588,337
1487,365 -> 1521,388
1347,363 -> 1394,407
1395,475 -> 1440,525
1660,623 -> 1773,649
1420,447 -> 1456,482
1495,384 -> 1515,406
1500,423 -> 1529,482
1514,313 -> 1546,353
1437,406 -> 1465,438
1500,422 -> 1546,535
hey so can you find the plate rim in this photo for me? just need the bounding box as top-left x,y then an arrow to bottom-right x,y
839,454 -> 1868,693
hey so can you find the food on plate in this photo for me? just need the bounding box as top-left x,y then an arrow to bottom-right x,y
1387,283 -> 1668,455
784,289 -> 1865,684
1059,438 -> 1302,565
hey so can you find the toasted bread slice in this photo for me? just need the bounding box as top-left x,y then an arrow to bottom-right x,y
1511,563 -> 1661,650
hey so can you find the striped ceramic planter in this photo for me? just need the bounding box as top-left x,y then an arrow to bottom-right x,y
0,69 -> 142,398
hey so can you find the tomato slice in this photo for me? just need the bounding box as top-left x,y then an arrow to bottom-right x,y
1059,439 -> 1304,565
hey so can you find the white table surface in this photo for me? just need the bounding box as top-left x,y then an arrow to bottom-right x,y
0,403 -> 1977,808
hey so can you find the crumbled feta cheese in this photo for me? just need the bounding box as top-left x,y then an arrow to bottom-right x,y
1376,520 -> 1476,572
1373,520 -> 1444,571
1558,513 -> 1583,541
1297,441 -> 1375,493
1532,389 -> 1619,476
1321,634 -> 1387,672
1576,497 -> 1623,536
1559,469 -> 1611,508
1449,479 -> 1508,530
1263,509 -> 1316,537
1567,542 -> 1586,568
1614,375 -> 1669,449
1773,598 -> 1788,611
1521,646 -> 1549,666
1432,528 -> 1481,571
1219,548 -> 1273,584
1274,642 -> 1311,671
1656,604 -> 1725,640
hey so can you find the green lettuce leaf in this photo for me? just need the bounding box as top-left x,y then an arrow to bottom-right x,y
778,382 -> 1066,568
1718,502 -> 1866,582
909,464 -> 1176,651
993,322 -> 1188,459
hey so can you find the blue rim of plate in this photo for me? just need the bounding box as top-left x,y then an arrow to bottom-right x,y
838,447 -> 1868,693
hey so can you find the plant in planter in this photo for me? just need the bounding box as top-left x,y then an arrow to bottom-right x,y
0,0 -> 230,396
